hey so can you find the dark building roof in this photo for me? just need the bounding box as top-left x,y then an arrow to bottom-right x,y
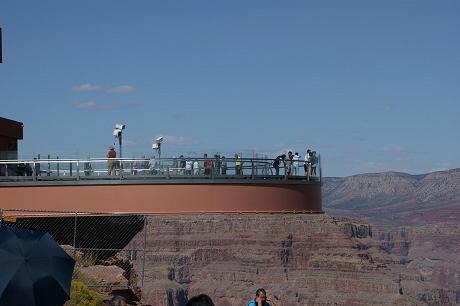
0,117 -> 23,139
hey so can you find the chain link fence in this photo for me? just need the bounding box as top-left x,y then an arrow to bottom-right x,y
0,209 -> 148,297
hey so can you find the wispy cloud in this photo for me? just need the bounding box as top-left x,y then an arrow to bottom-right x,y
72,84 -> 135,93
107,85 -> 135,94
155,134 -> 200,146
122,140 -> 141,147
72,84 -> 102,92
73,101 -> 98,109
73,100 -> 133,110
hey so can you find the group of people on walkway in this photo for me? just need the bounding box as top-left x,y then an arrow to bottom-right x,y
273,148 -> 318,178
105,149 -> 244,176
105,146 -> 318,178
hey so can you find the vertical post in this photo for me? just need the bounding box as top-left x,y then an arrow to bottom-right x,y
47,154 -> 51,176
119,133 -> 122,160
37,154 -> 41,176
73,212 -> 78,255
32,159 -> 37,181
69,162 -> 73,176
57,156 -> 60,176
76,160 -> 80,181
251,159 -> 255,179
141,216 -> 148,289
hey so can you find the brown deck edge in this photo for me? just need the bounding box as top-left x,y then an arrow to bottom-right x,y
1,182 -> 322,214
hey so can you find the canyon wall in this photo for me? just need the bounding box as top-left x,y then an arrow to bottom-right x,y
323,168 -> 460,306
128,214 -> 452,306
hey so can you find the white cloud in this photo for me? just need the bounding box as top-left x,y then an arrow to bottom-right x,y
72,84 -> 102,92
73,101 -> 98,109
107,85 -> 135,94
73,100 -> 129,110
155,134 -> 200,146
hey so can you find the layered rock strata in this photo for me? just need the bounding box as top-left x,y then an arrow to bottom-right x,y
375,222 -> 460,305
128,214 -> 438,306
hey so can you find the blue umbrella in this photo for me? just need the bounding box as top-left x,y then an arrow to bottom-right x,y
0,226 -> 75,306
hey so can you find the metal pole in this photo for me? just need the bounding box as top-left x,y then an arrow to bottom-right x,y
32,159 -> 37,181
158,144 -> 161,160
141,216 -> 148,289
57,156 -> 60,176
119,134 -> 123,177
37,154 -> 41,176
158,144 -> 161,170
119,133 -> 122,159
73,212 -> 78,255
47,154 -> 51,176
76,160 -> 80,181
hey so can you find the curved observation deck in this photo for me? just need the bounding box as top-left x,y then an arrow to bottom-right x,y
0,157 -> 322,214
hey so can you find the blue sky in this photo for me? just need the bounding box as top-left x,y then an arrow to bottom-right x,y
1,0 -> 459,177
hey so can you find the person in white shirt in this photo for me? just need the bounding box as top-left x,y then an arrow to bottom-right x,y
193,159 -> 200,175
185,159 -> 193,175
292,152 -> 300,176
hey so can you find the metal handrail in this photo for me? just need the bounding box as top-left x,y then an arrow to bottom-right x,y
0,155 -> 321,182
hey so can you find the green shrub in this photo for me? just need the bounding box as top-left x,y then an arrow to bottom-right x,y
65,280 -> 103,306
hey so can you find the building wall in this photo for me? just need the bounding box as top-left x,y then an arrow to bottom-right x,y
0,117 -> 23,160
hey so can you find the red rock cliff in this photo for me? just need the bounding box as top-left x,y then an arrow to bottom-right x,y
127,214 -> 448,306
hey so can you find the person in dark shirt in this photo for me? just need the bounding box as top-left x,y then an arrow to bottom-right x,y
273,155 -> 285,176
247,288 -> 271,306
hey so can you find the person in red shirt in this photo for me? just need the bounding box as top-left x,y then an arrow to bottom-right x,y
203,153 -> 213,175
107,146 -> 117,175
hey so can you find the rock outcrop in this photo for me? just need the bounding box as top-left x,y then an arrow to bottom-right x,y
128,214 -> 446,306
